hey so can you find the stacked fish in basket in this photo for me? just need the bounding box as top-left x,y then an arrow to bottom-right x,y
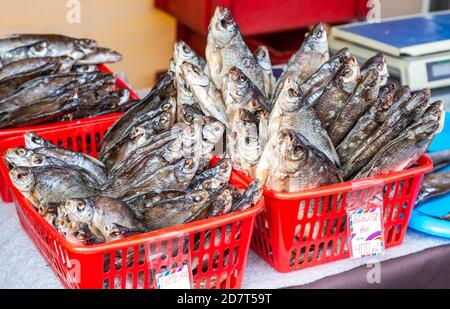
2,6 -> 443,279
0,34 -> 134,128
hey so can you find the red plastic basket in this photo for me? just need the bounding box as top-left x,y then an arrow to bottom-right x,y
250,156 -> 432,272
0,120 -> 264,289
0,65 -> 139,203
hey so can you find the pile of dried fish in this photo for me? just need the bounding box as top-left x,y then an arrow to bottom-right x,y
6,83 -> 261,244
0,34 -> 133,128
168,6 -> 444,192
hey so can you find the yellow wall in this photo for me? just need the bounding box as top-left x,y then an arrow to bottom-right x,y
0,0 -> 176,89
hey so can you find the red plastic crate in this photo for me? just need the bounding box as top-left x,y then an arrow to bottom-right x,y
156,0 -> 368,36
0,120 -> 264,289
250,156 -> 432,272
0,66 -> 139,203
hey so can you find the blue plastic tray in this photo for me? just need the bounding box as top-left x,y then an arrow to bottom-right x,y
409,112 -> 450,238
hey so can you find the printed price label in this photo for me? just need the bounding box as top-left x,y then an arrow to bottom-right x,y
156,264 -> 192,289
349,207 -> 384,258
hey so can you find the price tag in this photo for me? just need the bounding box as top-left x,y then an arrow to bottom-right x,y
349,207 -> 384,258
156,264 -> 191,289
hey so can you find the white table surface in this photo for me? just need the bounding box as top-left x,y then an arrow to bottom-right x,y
0,198 -> 449,289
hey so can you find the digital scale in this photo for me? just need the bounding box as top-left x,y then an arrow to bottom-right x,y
330,10 -> 450,90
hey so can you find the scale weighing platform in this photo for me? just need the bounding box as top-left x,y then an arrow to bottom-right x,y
330,10 -> 450,90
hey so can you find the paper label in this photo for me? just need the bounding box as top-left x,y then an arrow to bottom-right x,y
156,264 -> 191,289
349,207 -> 384,258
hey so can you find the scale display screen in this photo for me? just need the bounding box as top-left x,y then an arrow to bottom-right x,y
427,60 -> 450,82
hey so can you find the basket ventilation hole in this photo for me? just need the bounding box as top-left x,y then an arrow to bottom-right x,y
326,240 -> 333,257
222,248 -> 230,268
317,242 -> 325,260
232,246 -> 240,266
103,252 -> 111,273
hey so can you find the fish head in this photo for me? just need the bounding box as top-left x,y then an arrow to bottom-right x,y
245,181 -> 263,205
100,48 -> 122,62
24,132 -> 48,149
176,158 -> 200,183
302,23 -> 328,56
407,89 -> 431,116
334,47 -> 351,64
174,41 -> 198,66
180,104 -> 203,124
361,53 -> 388,85
180,122 -> 203,152
254,46 -> 271,70
74,38 -> 98,54
214,187 -> 233,210
209,6 -> 238,45
377,93 -> 394,113
29,153 -> 51,167
181,61 -> 209,87
28,41 -> 48,58
5,147 -> 33,166
423,101 -> 445,132
64,198 -> 94,224
130,126 -> 146,141
66,221 -> 104,245
202,118 -> 225,144
361,69 -> 381,98
338,56 -> 360,93
226,66 -> 251,99
278,78 -> 304,112
393,86 -> 411,103
279,129 -> 308,172
154,110 -> 175,133
379,83 -> 396,97
216,158 -> 232,177
9,167 -> 35,192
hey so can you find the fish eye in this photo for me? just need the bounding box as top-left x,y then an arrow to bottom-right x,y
77,201 -> 85,211
16,148 -> 26,156
220,162 -> 229,171
162,103 -> 172,111
183,45 -> 191,53
288,88 -> 298,97
32,136 -> 42,144
75,231 -> 86,240
202,180 -> 212,188
186,113 -> 194,121
294,145 -> 303,153
17,172 -> 29,180
220,19 -> 229,29
34,42 -> 46,51
184,159 -> 194,169
194,194 -> 204,202
238,74 -> 246,82
159,115 -> 169,124
32,156 -> 43,165
110,231 -> 121,238
191,65 -> 200,74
